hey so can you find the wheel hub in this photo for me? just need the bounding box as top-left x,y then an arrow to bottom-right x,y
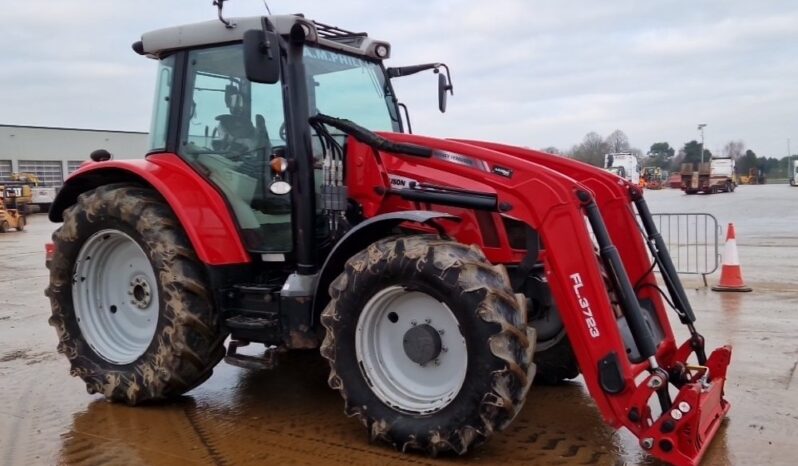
129,275 -> 153,309
403,324 -> 442,366
355,286 -> 468,414
73,229 -> 159,365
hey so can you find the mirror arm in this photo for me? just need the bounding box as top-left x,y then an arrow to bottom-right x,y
398,103 -> 413,134
387,63 -> 441,78
435,64 -> 454,95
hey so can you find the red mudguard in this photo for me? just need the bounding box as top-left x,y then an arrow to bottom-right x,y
52,153 -> 250,266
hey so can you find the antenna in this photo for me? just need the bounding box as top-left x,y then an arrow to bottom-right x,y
262,0 -> 272,15
213,0 -> 236,29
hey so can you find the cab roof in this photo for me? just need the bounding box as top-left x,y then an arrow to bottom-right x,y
135,14 -> 391,61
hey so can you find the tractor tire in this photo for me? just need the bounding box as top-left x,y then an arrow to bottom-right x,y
16,216 -> 25,231
533,331 -> 579,385
46,183 -> 226,405
523,275 -> 579,385
320,236 -> 535,455
0,221 -> 8,233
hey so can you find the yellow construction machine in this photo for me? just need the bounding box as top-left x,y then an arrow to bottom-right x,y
0,186 -> 26,232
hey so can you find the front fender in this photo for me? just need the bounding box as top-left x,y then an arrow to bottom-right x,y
50,153 -> 250,266
311,211 -> 458,321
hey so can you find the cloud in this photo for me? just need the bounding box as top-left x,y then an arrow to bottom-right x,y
0,0 -> 795,157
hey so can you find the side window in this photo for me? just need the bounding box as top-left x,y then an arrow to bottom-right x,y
180,45 -> 291,253
148,55 -> 175,152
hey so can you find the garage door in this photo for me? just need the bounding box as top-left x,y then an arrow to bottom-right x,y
17,160 -> 64,187
0,160 -> 11,182
67,160 -> 84,175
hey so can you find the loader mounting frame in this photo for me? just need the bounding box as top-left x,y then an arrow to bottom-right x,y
335,122 -> 731,466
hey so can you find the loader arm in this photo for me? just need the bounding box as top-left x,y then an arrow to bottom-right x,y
339,126 -> 730,466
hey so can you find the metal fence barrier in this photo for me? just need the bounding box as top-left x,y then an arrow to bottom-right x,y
645,213 -> 721,286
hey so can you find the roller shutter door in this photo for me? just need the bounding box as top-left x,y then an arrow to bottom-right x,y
17,160 -> 64,187
67,160 -> 84,175
0,160 -> 11,182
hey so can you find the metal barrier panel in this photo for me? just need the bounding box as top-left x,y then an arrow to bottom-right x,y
645,213 -> 721,281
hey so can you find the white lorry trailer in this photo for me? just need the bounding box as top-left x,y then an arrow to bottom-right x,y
791,160 -> 797,187
604,152 -> 640,185
681,157 -> 736,194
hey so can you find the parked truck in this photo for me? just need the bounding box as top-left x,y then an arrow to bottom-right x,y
790,160 -> 797,186
604,152 -> 640,184
681,157 -> 736,194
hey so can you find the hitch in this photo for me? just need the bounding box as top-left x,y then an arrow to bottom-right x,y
628,346 -> 732,466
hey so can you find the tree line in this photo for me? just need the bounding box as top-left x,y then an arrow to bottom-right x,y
543,131 -> 795,178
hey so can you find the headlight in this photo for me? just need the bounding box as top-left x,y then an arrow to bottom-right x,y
375,44 -> 389,58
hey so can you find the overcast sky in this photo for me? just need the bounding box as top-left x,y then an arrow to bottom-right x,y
1,0 -> 796,157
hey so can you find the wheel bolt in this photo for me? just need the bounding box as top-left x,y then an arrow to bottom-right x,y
438,329 -> 445,335
441,346 -> 448,353
424,318 -> 431,324
410,320 -> 417,326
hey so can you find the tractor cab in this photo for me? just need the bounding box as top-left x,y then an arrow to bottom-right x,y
137,16 -> 403,254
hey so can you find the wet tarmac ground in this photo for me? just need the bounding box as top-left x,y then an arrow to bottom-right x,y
1,184 -> 796,465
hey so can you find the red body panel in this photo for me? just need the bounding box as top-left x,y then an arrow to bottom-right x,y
66,153 -> 250,265
347,132 -> 731,466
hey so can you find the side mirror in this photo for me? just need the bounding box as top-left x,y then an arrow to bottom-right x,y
437,73 -> 452,113
243,29 -> 281,84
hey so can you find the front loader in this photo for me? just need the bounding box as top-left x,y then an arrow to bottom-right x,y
45,7 -> 730,465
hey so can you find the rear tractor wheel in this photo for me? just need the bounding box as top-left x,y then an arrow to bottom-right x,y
16,216 -> 25,231
46,184 -> 226,404
321,236 -> 535,455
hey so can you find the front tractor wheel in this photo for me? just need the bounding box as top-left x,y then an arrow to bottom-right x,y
46,184 -> 226,404
321,236 -> 535,455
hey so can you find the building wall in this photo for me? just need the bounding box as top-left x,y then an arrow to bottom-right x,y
0,125 -> 149,187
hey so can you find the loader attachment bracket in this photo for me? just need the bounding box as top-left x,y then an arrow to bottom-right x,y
629,346 -> 731,466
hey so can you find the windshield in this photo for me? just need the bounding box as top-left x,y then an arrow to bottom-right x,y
304,46 -> 400,132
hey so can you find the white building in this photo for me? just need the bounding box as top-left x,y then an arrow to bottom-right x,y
0,125 -> 149,187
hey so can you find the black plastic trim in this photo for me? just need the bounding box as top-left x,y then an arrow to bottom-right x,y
311,211 -> 458,323
165,51 -> 188,154
391,188 -> 498,211
598,352 -> 626,394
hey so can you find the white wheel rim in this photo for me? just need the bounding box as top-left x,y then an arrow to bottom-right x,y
72,229 -> 159,364
355,286 -> 468,414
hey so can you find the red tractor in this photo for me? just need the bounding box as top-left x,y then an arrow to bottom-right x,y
45,7 -> 731,466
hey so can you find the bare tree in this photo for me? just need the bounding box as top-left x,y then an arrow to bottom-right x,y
571,132 -> 609,167
541,146 -> 561,155
722,140 -> 745,159
606,129 -> 630,153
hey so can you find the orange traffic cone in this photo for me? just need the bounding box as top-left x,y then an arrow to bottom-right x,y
712,223 -> 752,292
